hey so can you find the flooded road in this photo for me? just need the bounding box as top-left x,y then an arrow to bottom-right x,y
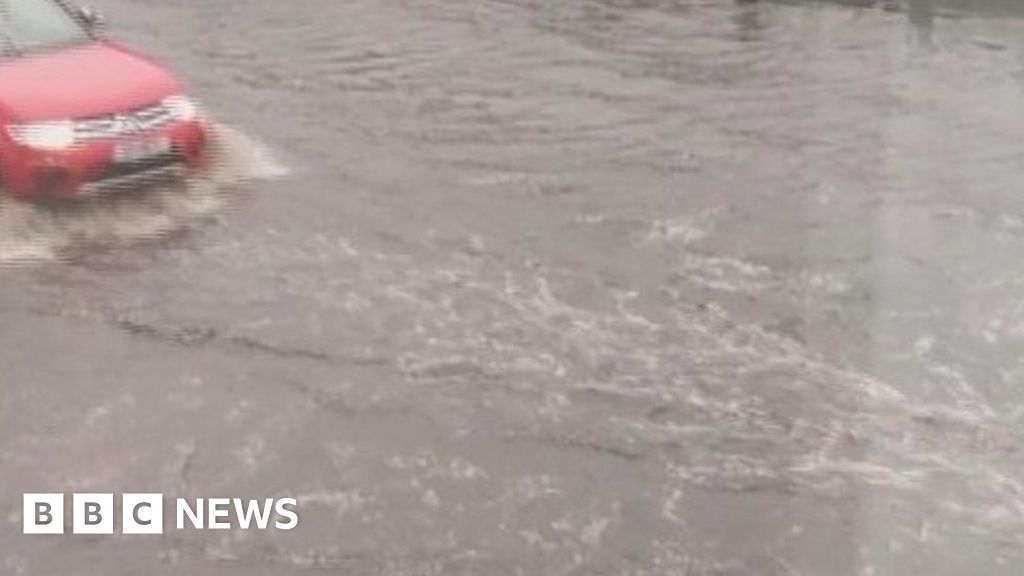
4,0 -> 1024,574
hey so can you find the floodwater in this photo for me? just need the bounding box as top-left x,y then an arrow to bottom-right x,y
3,0 -> 1024,574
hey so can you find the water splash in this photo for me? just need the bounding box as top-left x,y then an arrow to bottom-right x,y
0,123 -> 286,265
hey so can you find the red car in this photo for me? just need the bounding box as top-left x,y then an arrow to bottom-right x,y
0,0 -> 206,200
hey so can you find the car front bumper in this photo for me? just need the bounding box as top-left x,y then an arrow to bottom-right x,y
1,119 -> 207,200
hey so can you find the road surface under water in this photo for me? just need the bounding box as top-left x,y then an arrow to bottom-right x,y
3,0 -> 1024,574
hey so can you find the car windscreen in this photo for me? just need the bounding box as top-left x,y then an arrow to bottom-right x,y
0,0 -> 89,56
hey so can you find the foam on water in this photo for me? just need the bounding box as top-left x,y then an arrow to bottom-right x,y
0,123 -> 286,265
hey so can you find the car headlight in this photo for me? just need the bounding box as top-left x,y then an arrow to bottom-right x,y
163,95 -> 199,121
7,120 -> 76,150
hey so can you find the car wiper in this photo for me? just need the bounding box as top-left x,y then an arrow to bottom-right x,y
0,5 -> 17,57
0,34 -> 92,59
21,36 -> 90,55
0,31 -> 22,58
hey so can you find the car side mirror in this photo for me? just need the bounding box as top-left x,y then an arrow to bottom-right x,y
76,6 -> 105,34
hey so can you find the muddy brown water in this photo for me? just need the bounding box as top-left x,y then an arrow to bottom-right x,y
4,1 -> 1024,574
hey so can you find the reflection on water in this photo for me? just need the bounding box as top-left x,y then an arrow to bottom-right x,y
937,0 -> 1024,18
908,0 -> 934,42
733,0 -> 765,42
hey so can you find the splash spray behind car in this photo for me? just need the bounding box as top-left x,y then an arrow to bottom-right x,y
0,0 -> 206,200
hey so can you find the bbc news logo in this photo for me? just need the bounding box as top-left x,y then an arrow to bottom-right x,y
23,494 -> 299,535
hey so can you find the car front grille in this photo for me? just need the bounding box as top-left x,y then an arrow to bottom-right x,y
79,150 -> 185,197
92,150 -> 181,182
74,103 -> 176,140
